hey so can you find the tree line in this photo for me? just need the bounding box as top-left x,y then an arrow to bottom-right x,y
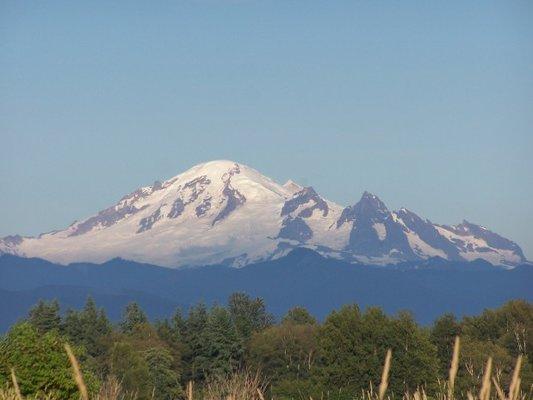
0,294 -> 531,400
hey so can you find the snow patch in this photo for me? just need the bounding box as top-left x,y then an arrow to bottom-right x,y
373,223 -> 387,240
405,230 -> 447,259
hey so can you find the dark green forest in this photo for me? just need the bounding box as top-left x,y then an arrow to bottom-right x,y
0,295 -> 531,400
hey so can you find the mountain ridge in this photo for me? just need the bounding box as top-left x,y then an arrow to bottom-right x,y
0,160 -> 527,268
1,251 -> 532,331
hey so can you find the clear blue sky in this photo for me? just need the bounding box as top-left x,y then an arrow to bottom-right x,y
1,1 -> 532,258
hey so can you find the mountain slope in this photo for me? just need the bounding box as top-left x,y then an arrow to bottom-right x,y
0,160 -> 527,267
1,252 -> 532,331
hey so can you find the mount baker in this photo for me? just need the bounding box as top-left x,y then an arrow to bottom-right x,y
0,160 -> 526,268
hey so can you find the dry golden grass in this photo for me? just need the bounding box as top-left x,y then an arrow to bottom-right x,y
187,381 -> 193,400
9,369 -> 22,400
1,337 -> 530,400
492,356 -> 525,400
378,349 -> 392,400
0,388 -> 19,400
64,343 -> 89,400
203,370 -> 267,400
448,336 -> 461,400
93,376 -> 138,400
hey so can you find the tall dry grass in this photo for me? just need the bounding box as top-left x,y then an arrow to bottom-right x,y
9,369 -> 22,400
203,370 -> 267,400
1,337 -> 530,400
378,349 -> 392,400
448,337 -> 461,400
64,343 -> 89,400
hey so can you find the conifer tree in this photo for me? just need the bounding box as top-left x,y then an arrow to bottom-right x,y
228,292 -> 274,340
27,299 -> 61,333
120,302 -> 148,333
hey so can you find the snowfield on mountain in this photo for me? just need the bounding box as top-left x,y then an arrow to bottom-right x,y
0,160 -> 526,268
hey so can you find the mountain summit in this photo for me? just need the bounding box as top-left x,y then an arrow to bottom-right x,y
0,160 -> 526,268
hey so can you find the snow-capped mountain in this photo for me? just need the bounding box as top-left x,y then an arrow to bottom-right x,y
0,160 -> 527,268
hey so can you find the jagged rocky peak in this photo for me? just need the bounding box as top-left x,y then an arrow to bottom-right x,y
339,192 -> 420,260
0,160 -> 528,268
277,216 -> 314,243
440,220 -> 526,261
281,186 -> 329,218
355,191 -> 389,217
277,186 -> 332,243
395,207 -> 440,235
450,220 -> 488,235
395,207 -> 426,224
337,191 -> 389,228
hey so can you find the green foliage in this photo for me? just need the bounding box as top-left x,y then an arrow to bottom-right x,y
28,299 -> 61,334
109,319 -> 183,399
63,297 -> 111,358
457,299 -> 533,391
203,306 -> 243,376
318,306 -> 439,395
0,294 -> 530,399
182,302 -> 209,381
185,306 -> 243,381
0,322 -> 98,400
109,339 -> 151,398
430,313 -> 462,374
386,311 -> 439,393
228,292 -> 274,340
462,300 -> 533,360
144,347 -> 183,400
247,321 -> 319,397
282,306 -> 317,325
120,302 -> 148,333
155,316 -> 185,380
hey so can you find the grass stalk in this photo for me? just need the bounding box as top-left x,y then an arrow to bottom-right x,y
378,349 -> 392,400
479,357 -> 492,400
9,369 -> 22,400
64,343 -> 89,400
448,336 -> 460,400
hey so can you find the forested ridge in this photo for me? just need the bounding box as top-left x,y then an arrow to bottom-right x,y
0,295 -> 531,400
2,251 -> 532,332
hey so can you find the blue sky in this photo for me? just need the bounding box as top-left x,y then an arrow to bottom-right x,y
1,1 -> 532,258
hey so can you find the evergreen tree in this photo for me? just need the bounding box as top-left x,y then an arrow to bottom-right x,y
144,347 -> 182,400
228,292 -> 274,340
183,302 -> 209,381
63,297 -> 111,359
155,317 -> 185,380
155,319 -> 174,342
120,302 -> 148,333
172,308 -> 187,340
157,308 -> 187,344
27,299 -> 61,333
203,306 -> 243,377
